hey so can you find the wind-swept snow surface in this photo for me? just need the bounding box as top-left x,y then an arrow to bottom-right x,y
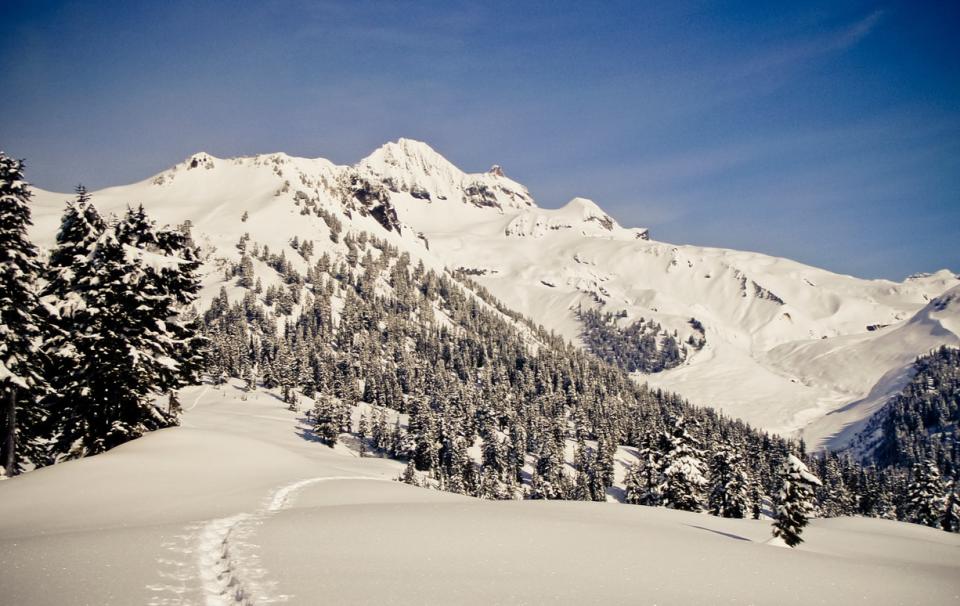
0,383 -> 958,605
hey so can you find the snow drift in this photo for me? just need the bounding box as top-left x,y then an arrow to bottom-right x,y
1,384 -> 957,605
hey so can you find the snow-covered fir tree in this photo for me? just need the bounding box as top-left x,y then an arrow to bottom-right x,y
941,483 -> 959,533
904,459 -> 945,528
43,198 -> 202,457
530,432 -> 569,500
0,153 -> 49,476
399,459 -> 421,487
772,454 -> 822,547
312,393 -> 341,447
708,442 -> 751,518
660,415 -> 707,512
624,442 -> 664,506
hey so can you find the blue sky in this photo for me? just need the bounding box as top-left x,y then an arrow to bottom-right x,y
2,0 -> 957,279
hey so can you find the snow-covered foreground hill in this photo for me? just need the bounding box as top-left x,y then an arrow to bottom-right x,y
1,384 -> 958,605
26,139 -> 960,448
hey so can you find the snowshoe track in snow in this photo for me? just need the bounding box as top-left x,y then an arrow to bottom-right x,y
198,513 -> 254,605
196,476 -> 390,605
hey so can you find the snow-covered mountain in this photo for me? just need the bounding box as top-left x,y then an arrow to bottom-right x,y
27,138 -> 960,449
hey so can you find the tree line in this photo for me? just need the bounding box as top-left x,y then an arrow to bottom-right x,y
200,201 -> 958,540
0,154 -> 202,475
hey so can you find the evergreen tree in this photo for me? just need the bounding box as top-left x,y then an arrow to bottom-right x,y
408,399 -> 438,471
43,201 -> 200,457
771,454 -> 822,547
244,366 -> 258,392
44,186 -> 105,294
312,393 -> 340,447
749,480 -> 763,519
660,416 -> 707,512
816,453 -> 854,517
941,483 -> 959,533
623,460 -> 646,505
355,411 -> 367,457
708,443 -> 750,518
372,409 -> 387,452
0,154 -> 49,476
905,459 -> 945,528
167,391 -> 182,416
237,254 -> 255,288
530,434 -> 567,500
399,459 -> 420,487
630,444 -> 665,506
151,220 -> 205,392
42,188 -> 106,456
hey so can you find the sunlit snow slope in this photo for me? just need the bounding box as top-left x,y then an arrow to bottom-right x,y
28,139 -> 960,448
1,384 -> 957,606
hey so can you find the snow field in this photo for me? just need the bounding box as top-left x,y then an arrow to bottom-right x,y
1,382 -> 957,605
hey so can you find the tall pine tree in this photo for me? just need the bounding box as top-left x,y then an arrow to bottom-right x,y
660,415 -> 707,512
0,153 -> 49,476
771,454 -> 822,547
904,459 -> 945,528
708,443 -> 750,518
941,482 -> 959,533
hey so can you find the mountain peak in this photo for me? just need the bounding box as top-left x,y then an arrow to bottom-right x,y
563,196 -> 603,212
185,152 -> 217,170
356,139 -> 535,210
559,197 -> 618,230
361,138 -> 459,177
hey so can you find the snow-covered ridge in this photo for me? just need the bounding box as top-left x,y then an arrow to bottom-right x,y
360,138 -> 536,210
26,138 -> 960,448
503,197 -> 646,239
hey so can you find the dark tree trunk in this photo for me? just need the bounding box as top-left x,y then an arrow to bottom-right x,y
4,389 -> 16,477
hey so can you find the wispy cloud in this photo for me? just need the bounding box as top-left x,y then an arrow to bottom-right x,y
733,10 -> 886,78
835,9 -> 886,48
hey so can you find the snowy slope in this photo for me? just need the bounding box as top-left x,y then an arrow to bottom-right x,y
793,285 -> 960,449
1,383 -> 957,605
27,139 -> 960,448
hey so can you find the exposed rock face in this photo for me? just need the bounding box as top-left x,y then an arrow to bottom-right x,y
464,182 -> 500,208
339,170 -> 402,234
187,153 -> 215,170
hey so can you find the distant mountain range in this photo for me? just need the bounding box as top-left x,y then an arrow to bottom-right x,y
29,138 -> 960,449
